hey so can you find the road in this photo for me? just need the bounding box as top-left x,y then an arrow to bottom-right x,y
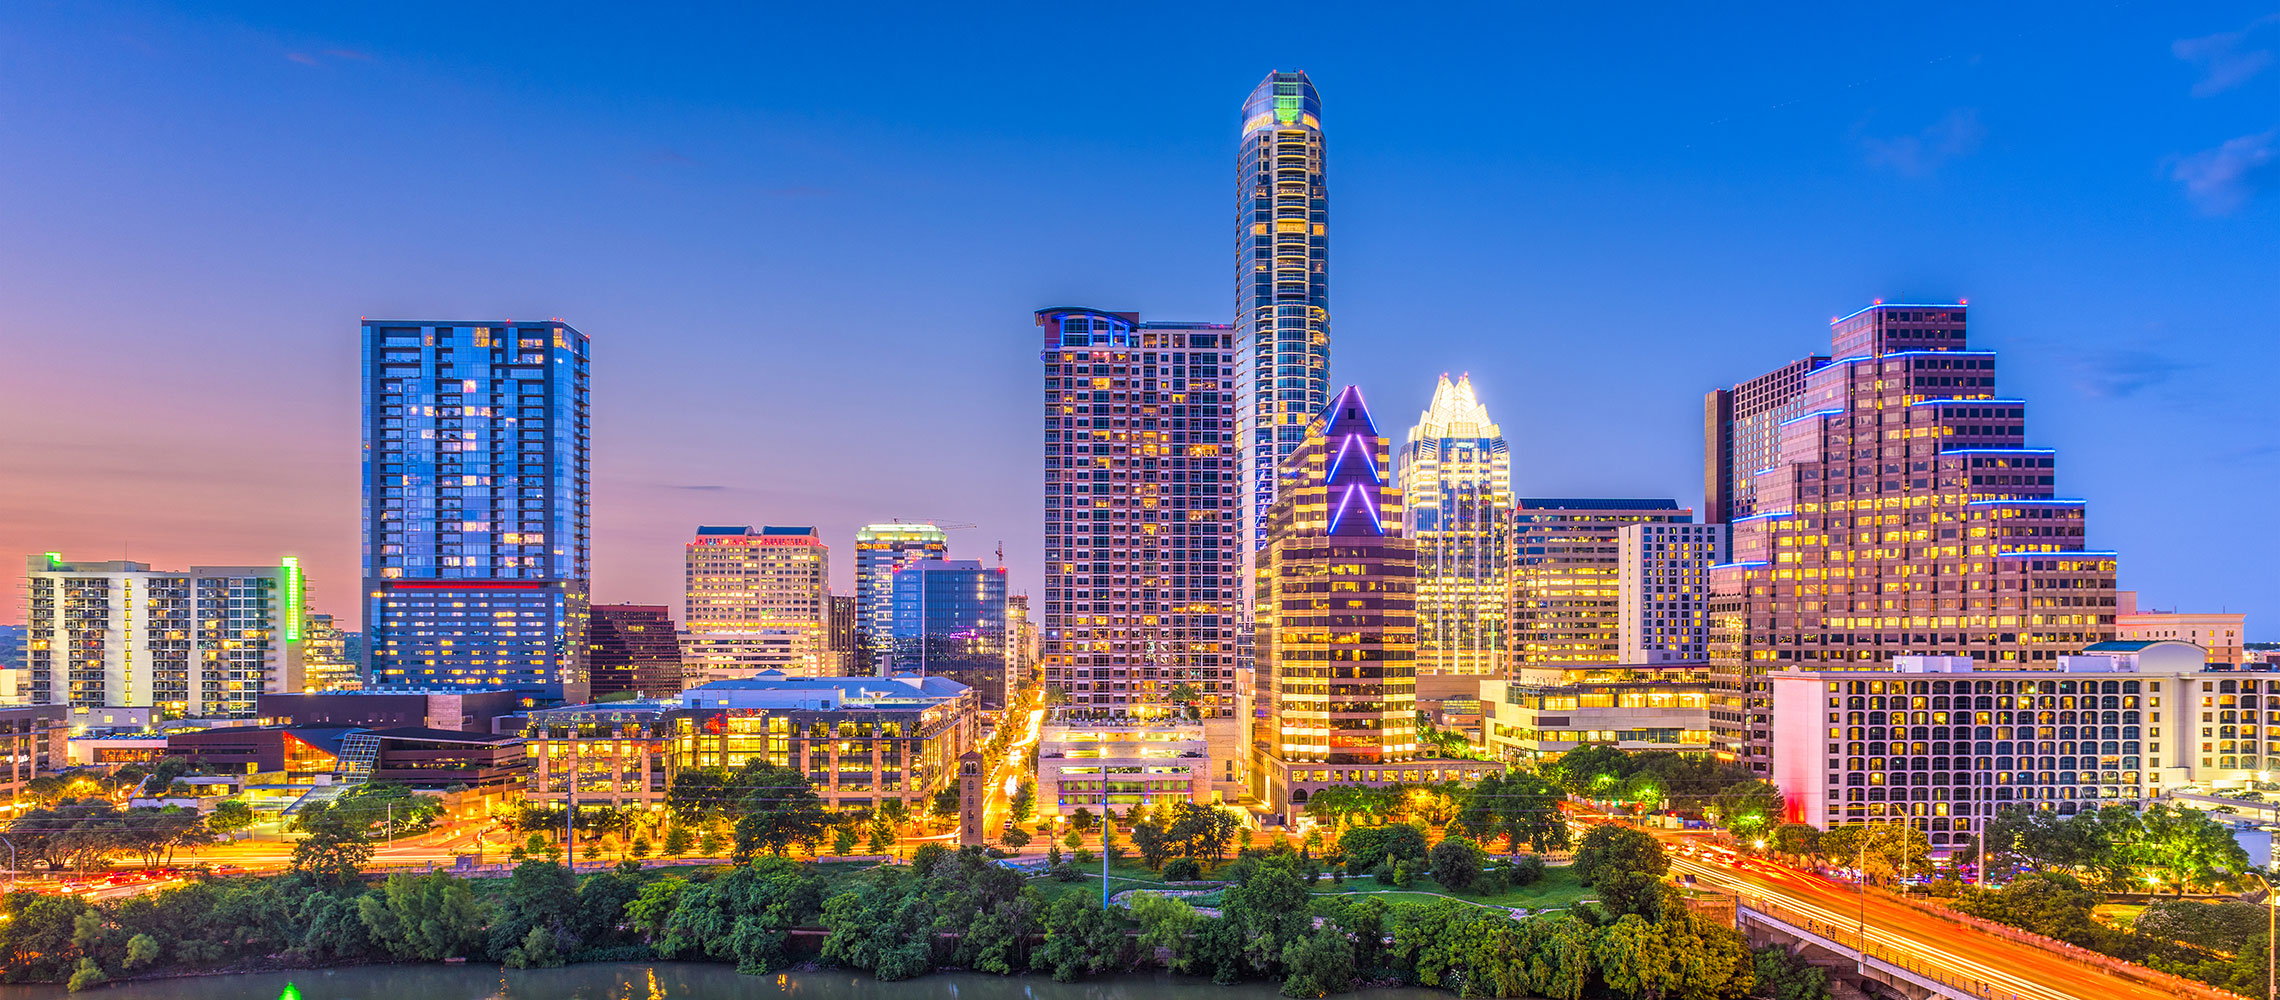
1670,847 -> 2196,1000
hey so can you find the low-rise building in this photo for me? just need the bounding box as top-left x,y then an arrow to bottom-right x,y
2115,591 -> 2247,665
257,689 -> 520,732
1036,711 -> 1211,820
671,672 -> 977,812
518,701 -> 673,810
164,724 -> 358,780
1481,661 -> 1715,761
1768,640 -> 2263,853
365,727 -> 529,790
1,704 -> 69,803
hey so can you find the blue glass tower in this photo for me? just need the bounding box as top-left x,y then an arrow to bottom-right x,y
1237,70 -> 1330,568
889,559 -> 1008,709
361,320 -> 591,703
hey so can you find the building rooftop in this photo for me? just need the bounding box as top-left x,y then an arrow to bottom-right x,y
366,726 -> 524,744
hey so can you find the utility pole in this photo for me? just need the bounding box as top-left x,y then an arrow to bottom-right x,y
565,750 -> 578,871
1101,768 -> 1112,908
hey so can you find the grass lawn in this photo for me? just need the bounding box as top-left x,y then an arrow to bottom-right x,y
1030,857 -> 1203,902
1312,864 -> 1593,912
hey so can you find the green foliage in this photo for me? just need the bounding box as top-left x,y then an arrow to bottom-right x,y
650,857 -> 827,973
1033,894 -> 1132,982
1769,823 -> 1820,862
1573,824 -> 1667,886
1430,836 -> 1487,894
820,847 -> 1042,980
1001,825 -> 1032,850
1132,802 -> 1248,868
288,802 -> 373,890
1131,891 -> 1204,971
726,762 -> 832,860
1454,771 -> 1569,853
662,823 -> 695,857
1337,823 -> 1428,873
1280,921 -> 1357,997
1163,856 -> 1203,882
2134,897 -> 2269,953
65,957 -> 106,993
1711,781 -> 1782,837
1751,946 -> 1832,1000
1508,854 -> 1547,887
358,872 -> 488,961
487,861 -> 579,959
1011,781 -> 1036,822
206,799 -> 255,840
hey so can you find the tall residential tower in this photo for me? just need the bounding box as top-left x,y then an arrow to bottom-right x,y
1395,374 -> 1513,682
361,320 -> 591,703
1236,70 -> 1331,567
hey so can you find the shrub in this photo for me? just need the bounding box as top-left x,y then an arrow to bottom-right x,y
1163,857 -> 1203,882
1509,854 -> 1548,887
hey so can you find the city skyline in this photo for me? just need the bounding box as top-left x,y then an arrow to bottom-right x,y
3,5 -> 2276,635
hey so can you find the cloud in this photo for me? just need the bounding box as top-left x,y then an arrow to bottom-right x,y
323,48 -> 373,61
2170,129 -> 2278,214
1861,109 -> 1984,176
2070,349 -> 2195,398
647,148 -> 694,165
2173,13 -> 2280,96
285,52 -> 319,66
285,49 -> 373,67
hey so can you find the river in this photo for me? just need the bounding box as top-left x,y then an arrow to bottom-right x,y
0,965 -> 1460,1000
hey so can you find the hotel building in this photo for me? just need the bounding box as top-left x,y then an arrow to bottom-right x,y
1396,374 -> 1513,685
25,555 -> 306,719
683,526 -> 829,682
1034,306 -> 1243,797
1710,303 -> 2118,773
1768,641 -> 2258,851
1236,70 -> 1332,567
1617,523 -> 1725,663
1511,500 -> 1693,668
361,320 -> 591,703
853,523 -> 949,673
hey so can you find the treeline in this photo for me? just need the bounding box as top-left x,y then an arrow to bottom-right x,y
0,834 -> 1793,999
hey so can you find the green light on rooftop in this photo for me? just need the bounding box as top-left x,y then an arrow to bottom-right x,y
281,558 -> 304,642
1274,94 -> 1301,124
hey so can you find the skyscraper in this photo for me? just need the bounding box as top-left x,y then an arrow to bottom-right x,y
26,554 -> 305,718
683,526 -> 829,683
1256,387 -> 1501,812
1708,302 -> 2119,771
1236,70 -> 1331,567
1511,500 -> 1693,668
362,320 -> 591,703
1035,307 -> 1242,794
1616,523 -> 1725,663
586,604 -> 683,699
1704,356 -> 1829,524
890,559 -> 1009,709
1395,374 -> 1513,682
827,594 -> 859,673
300,611 -> 362,692
854,523 -> 949,673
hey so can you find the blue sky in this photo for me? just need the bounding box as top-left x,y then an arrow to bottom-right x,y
1,2 -> 2275,634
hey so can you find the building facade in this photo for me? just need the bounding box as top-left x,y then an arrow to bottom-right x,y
25,555 -> 306,719
1396,374 -> 1513,682
1705,355 -> 1830,524
2115,592 -> 2246,665
1710,303 -> 2118,773
587,604 -> 684,698
672,673 -> 979,812
1036,714 -> 1212,820
1034,307 -> 1244,794
1,705 -> 69,802
1481,663 -> 1715,761
854,523 -> 949,674
1767,642 -> 2248,851
827,595 -> 858,674
300,612 -> 361,692
1511,500 -> 1694,669
361,320 -> 591,703
683,526 -> 828,683
1617,523 -> 1725,664
1236,70 -> 1331,566
889,559 -> 1009,710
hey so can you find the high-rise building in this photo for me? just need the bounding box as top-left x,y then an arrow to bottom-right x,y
1236,70 -> 1331,567
587,604 -> 684,698
854,523 -> 949,673
1035,307 -> 1243,796
683,526 -> 829,683
1396,374 -> 1513,683
826,594 -> 859,674
1617,523 -> 1726,664
361,320 -> 591,703
1705,355 -> 1830,524
1709,303 -> 2119,772
890,559 -> 1009,709
301,611 -> 362,692
25,554 -> 306,719
1511,500 -> 1693,668
1255,387 -> 1499,811
1005,593 -> 1038,699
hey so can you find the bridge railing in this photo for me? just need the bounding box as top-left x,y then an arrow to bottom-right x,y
1739,900 -> 1994,1000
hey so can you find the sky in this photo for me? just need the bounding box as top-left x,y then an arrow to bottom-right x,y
1,2 -> 2275,635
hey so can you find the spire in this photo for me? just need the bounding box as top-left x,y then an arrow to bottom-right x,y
1413,372 -> 1498,440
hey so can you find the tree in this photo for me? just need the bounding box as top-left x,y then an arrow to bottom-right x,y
487,860 -> 580,960
206,800 -> 255,842
1574,824 -> 1667,886
1002,826 -> 1033,850
1337,823 -> 1427,873
1011,781 -> 1036,823
1456,771 -> 1569,854
358,872 -> 488,961
1429,835 -> 1487,894
1069,807 -> 1098,837
726,763 -> 830,860
1753,946 -> 1833,1000
930,787 -> 962,823
662,823 -> 694,857
1770,823 -> 1821,864
1033,894 -> 1132,982
666,766 -> 733,829
1280,922 -> 1357,997
290,802 -> 374,890
1163,857 -> 1203,882
1711,780 -> 1782,840
2137,803 -> 2251,895
1130,891 -> 1204,971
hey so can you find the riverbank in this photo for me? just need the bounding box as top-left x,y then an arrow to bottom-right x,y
0,963 -> 1465,1000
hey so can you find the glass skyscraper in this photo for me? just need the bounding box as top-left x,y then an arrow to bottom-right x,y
854,523 -> 948,674
889,558 -> 1009,710
361,320 -> 591,704
1395,374 -> 1514,679
1236,70 -> 1331,567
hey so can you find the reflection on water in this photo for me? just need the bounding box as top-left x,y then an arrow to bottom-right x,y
0,965 -> 1456,1000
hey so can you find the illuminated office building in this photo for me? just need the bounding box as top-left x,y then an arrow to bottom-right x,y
683,526 -> 829,683
361,320 -> 591,703
827,595 -> 858,673
586,604 -> 683,699
1617,523 -> 1725,664
1396,373 -> 1513,682
1236,70 -> 1331,569
854,523 -> 948,673
1710,303 -> 2118,772
1035,307 -> 1243,796
1705,355 -> 1830,524
890,559 -> 1009,710
1511,500 -> 1692,668
300,612 -> 362,692
25,554 -> 305,719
